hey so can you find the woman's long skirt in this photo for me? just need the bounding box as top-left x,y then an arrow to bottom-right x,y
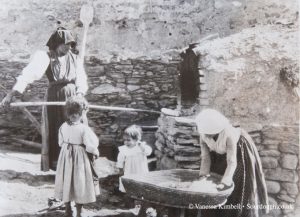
47,82 -> 76,170
205,134 -> 269,217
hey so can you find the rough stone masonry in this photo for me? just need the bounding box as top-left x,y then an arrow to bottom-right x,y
0,0 -> 298,216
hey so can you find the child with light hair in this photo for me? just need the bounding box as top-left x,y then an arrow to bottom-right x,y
117,124 -> 152,192
54,96 -> 99,217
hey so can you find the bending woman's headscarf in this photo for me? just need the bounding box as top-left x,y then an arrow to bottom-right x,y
195,109 -> 230,135
46,27 -> 77,51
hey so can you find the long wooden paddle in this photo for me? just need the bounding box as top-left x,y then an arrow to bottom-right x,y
79,3 -> 94,66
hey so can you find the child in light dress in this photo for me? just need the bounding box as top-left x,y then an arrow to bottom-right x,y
54,96 -> 99,217
117,125 -> 152,192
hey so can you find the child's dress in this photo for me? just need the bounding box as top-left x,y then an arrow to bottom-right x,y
117,142 -> 152,192
55,121 -> 99,204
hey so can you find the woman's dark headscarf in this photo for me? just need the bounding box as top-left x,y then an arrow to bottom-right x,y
46,27 -> 78,54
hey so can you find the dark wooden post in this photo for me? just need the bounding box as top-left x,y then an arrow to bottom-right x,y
41,104 -> 49,171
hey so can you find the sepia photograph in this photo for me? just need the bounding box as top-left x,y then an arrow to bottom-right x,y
0,0 -> 299,217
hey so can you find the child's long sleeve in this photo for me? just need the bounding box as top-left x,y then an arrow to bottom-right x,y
83,126 -> 99,156
58,125 -> 65,147
140,142 -> 152,156
116,152 -> 125,169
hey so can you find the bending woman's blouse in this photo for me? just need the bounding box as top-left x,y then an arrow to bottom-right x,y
12,50 -> 88,94
199,125 -> 241,186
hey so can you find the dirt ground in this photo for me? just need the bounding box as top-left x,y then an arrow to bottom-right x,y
0,144 -> 137,217
1,143 -> 300,217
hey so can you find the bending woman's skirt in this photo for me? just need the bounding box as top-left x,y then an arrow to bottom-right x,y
209,131 -> 269,217
47,82 -> 76,170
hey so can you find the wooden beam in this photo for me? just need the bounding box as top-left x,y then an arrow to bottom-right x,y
19,107 -> 41,135
11,138 -> 41,149
41,105 -> 49,171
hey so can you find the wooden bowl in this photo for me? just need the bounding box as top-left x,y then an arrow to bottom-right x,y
121,169 -> 234,208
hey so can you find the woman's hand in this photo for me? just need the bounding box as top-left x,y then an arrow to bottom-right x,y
199,174 -> 210,179
1,90 -> 16,108
119,168 -> 124,176
199,172 -> 210,179
216,182 -> 233,191
76,92 -> 84,97
138,141 -> 146,153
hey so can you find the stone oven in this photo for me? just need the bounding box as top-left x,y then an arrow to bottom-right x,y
154,43 -> 209,170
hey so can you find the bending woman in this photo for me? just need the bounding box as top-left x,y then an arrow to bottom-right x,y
196,109 -> 269,217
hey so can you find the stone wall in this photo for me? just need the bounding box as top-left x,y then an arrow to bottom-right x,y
260,125 -> 299,217
0,58 -> 179,147
85,58 -> 178,145
155,113 -> 200,170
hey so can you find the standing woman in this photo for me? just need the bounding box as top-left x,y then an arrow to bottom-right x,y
196,109 -> 269,217
1,27 -> 88,170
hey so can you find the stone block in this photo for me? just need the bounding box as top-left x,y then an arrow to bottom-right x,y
176,138 -> 199,145
174,116 -> 196,127
155,141 -> 163,151
127,85 -> 140,91
91,84 -> 125,95
282,182 -> 299,196
261,157 -> 278,169
168,128 -> 193,137
161,108 -> 180,117
173,145 -> 201,154
251,134 -> 262,145
109,72 -> 125,79
279,143 -> 299,154
198,69 -> 205,76
165,148 -> 175,157
259,150 -> 281,157
200,83 -> 208,90
178,162 -> 200,169
154,150 -> 163,158
262,125 -> 299,144
146,71 -> 153,76
127,78 -> 140,84
158,156 -> 177,170
262,139 -> 280,146
200,98 -> 209,106
277,194 -> 295,203
199,76 -> 206,84
115,65 -> 133,70
156,133 -> 165,144
280,154 -> 298,170
266,180 -> 281,194
264,168 -> 298,182
198,90 -> 208,99
267,196 -> 282,217
174,155 -> 201,162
